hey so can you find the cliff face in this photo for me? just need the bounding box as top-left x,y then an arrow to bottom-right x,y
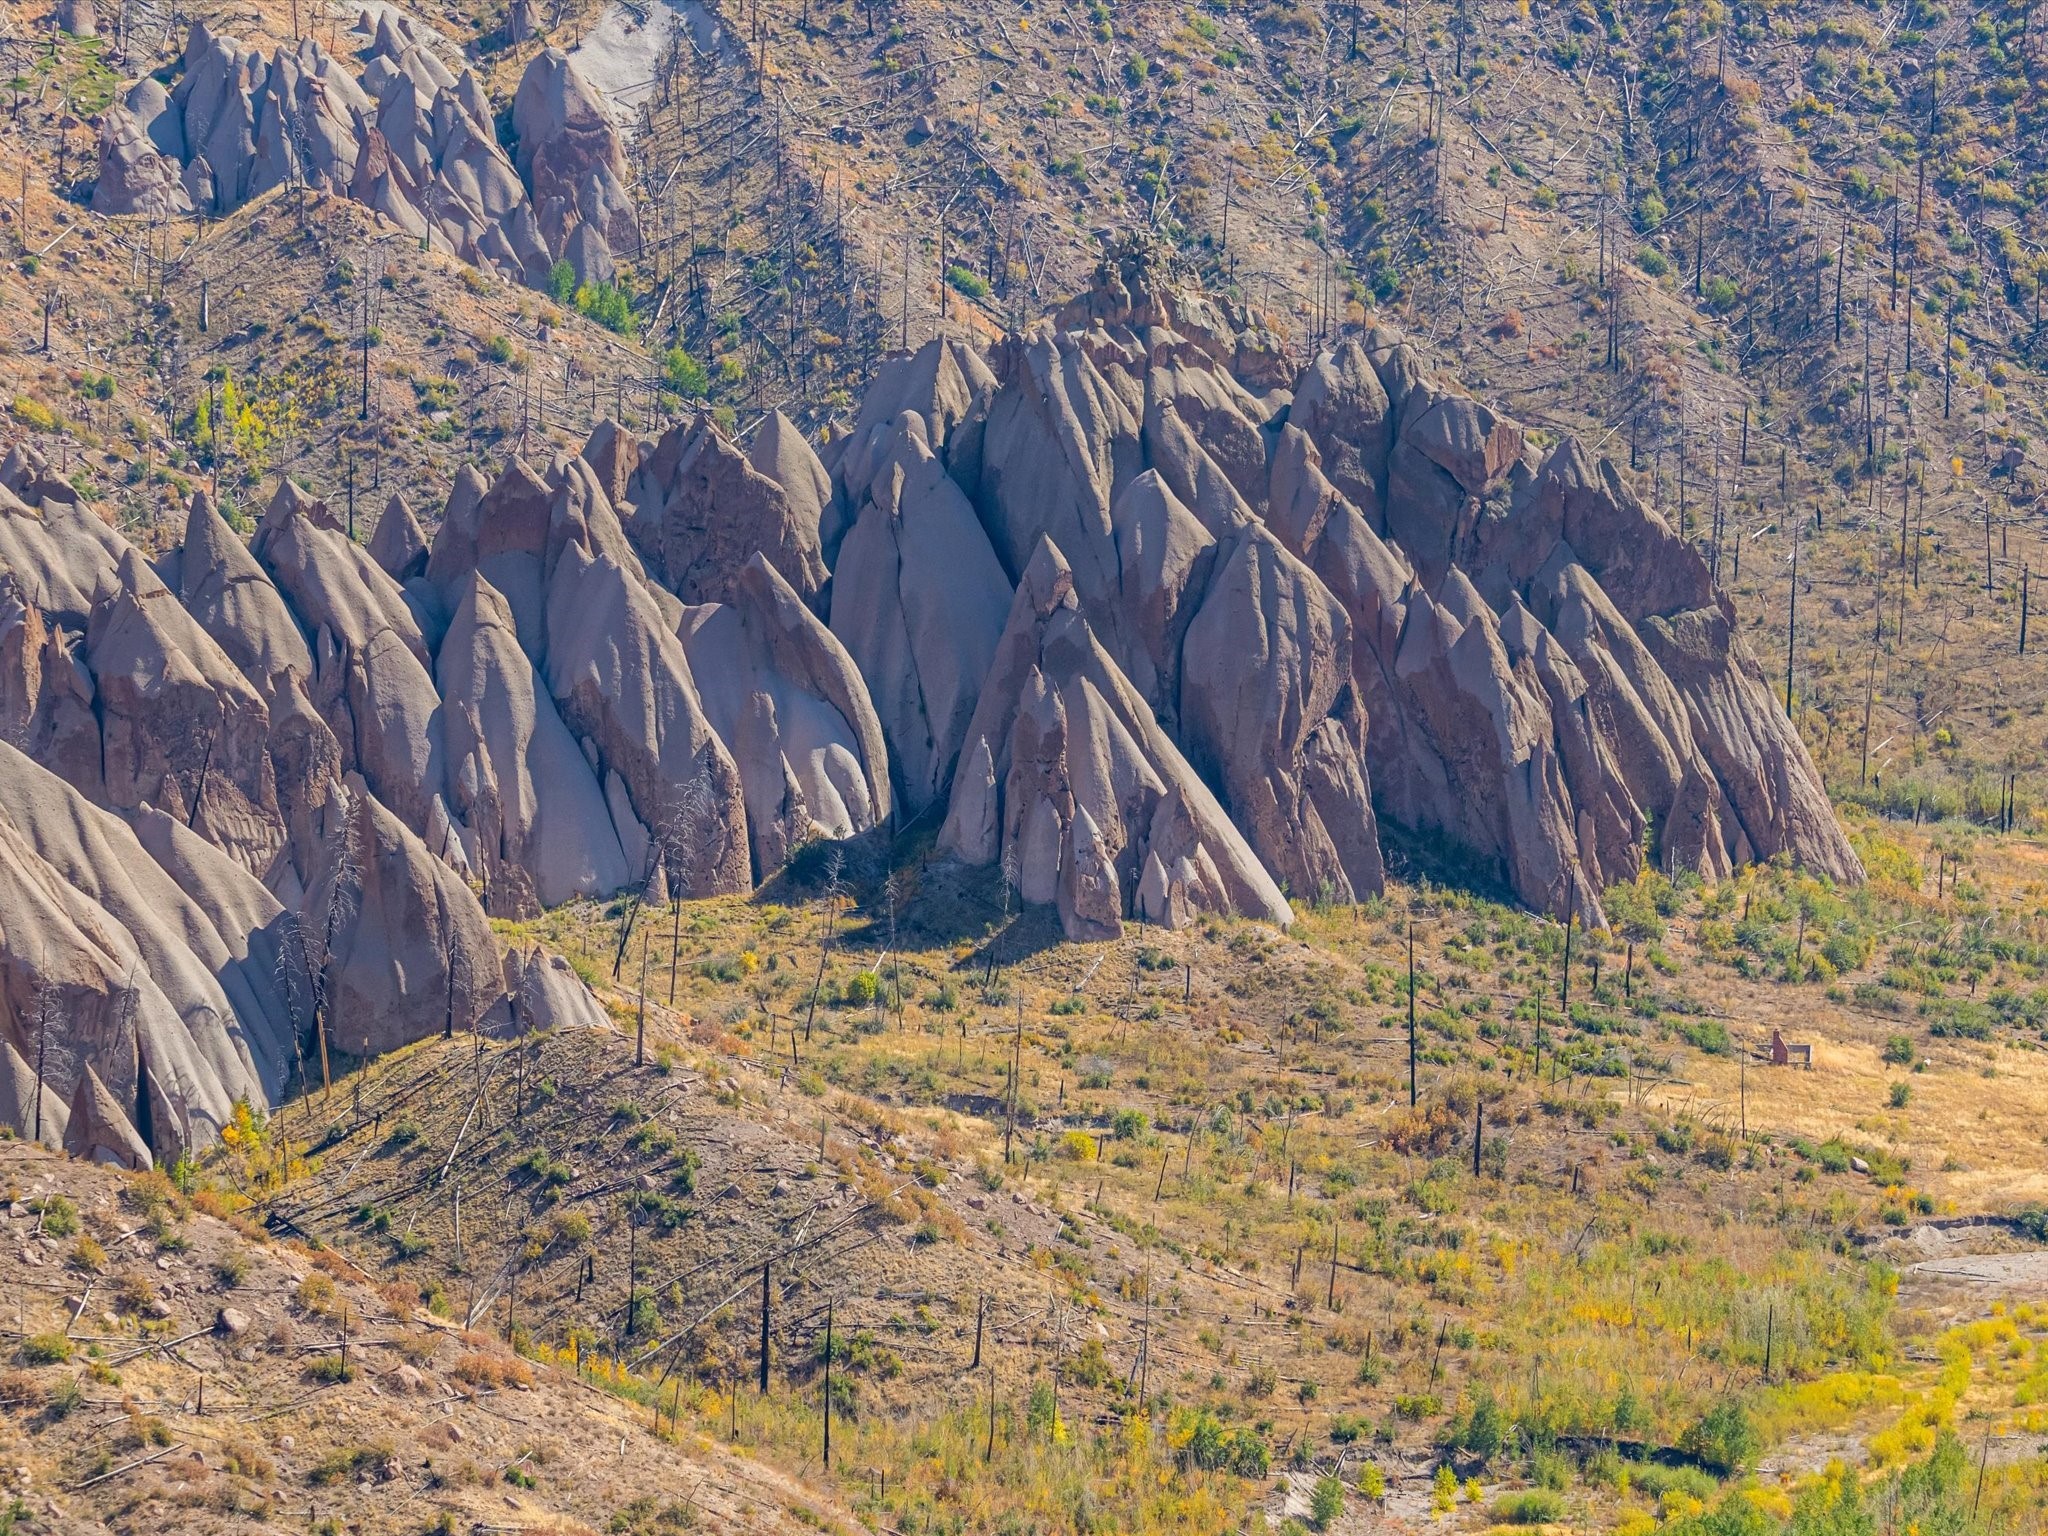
0,256 -> 1854,1161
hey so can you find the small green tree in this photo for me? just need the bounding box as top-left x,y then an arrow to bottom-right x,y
662,346 -> 709,398
546,259 -> 578,304
1309,1475 -> 1345,1529
1681,1398 -> 1759,1474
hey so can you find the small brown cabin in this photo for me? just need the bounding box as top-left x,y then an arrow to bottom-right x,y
1769,1029 -> 1813,1069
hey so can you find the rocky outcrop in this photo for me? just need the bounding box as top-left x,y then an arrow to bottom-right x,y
437,571 -> 631,913
89,20 -> 627,293
369,495 -> 429,581
92,79 -> 191,217
937,251 -> 1857,922
301,778 -> 505,1056
680,554 -> 891,876
504,946 -> 610,1034
0,258 -> 1860,1150
0,739 -> 299,1165
510,47 -> 636,286
632,414 -> 828,608
938,538 -> 1293,940
828,419 -> 1013,812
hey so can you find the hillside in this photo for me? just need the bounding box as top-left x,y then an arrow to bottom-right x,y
10,814 -> 2048,1531
5,0 -> 2048,1530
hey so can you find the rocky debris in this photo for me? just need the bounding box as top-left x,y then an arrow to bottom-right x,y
510,47 -> 636,286
938,538 -> 1293,941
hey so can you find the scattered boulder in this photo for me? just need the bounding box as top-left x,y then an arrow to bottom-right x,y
503,946 -> 610,1033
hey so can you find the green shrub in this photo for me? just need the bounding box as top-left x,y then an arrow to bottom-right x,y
574,281 -> 634,334
1637,246 -> 1671,277
662,346 -> 709,397
305,1353 -> 356,1383
9,397 -> 58,431
1309,1474 -> 1345,1529
944,264 -> 990,299
19,1334 -> 70,1365
1681,1399 -> 1758,1474
35,1197 -> 78,1237
1493,1489 -> 1564,1524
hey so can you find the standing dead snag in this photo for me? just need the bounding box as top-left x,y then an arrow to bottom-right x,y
1406,921 -> 1418,1107
658,774 -> 716,1007
302,794 -> 364,1102
804,849 -> 846,1043
758,1260 -> 772,1392
821,1299 -> 834,1469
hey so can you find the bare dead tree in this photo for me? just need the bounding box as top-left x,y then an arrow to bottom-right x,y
307,796 -> 366,1103
613,774 -> 712,982
660,774 -> 718,1006
272,911 -> 316,1116
28,956 -> 54,1147
802,849 -> 846,1043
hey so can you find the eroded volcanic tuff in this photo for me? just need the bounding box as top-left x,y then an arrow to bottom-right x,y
0,250 -> 1853,1163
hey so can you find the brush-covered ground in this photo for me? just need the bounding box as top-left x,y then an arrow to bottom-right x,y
0,813 -> 2026,1531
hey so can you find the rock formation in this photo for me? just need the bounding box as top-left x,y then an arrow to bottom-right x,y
0,255 -> 1860,1152
510,47 -> 638,286
91,18 -> 630,293
937,538 -> 1293,939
